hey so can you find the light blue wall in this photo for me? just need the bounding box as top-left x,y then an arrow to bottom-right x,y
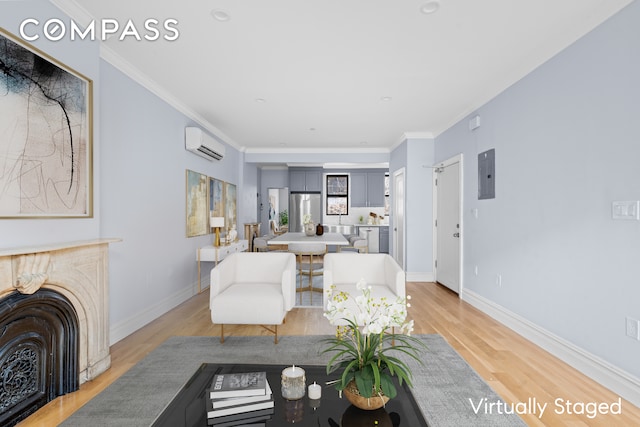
99,61 -> 243,340
435,1 -> 640,378
406,139 -> 434,277
0,1 -> 248,342
389,139 -> 435,278
0,0 -> 101,247
239,159 -> 259,238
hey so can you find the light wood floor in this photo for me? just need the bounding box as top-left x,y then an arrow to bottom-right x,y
18,282 -> 640,426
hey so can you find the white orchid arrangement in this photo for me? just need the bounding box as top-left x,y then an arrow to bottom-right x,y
322,279 -> 425,399
324,279 -> 414,335
302,213 -> 312,225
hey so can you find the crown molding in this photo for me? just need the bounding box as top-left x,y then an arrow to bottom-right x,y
50,0 -> 240,151
390,132 -> 434,151
244,146 -> 390,155
50,0 -> 431,155
393,131 -> 435,148
404,131 -> 435,140
50,0 -> 94,26
99,45 -> 240,150
259,165 -> 289,170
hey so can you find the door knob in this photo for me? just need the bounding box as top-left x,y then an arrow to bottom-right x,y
453,232 -> 460,238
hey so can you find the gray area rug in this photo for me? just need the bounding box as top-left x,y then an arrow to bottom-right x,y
61,335 -> 526,427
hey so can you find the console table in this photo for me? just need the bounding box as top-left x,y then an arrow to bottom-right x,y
196,240 -> 248,293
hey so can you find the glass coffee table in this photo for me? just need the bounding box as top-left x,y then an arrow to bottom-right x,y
152,363 -> 429,426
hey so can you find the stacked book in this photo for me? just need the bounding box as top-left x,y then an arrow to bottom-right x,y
206,371 -> 274,426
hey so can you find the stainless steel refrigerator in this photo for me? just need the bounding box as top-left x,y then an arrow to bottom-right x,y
289,193 -> 322,232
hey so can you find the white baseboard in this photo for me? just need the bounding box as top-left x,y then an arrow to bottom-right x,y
109,283 -> 196,345
406,272 -> 434,282
461,288 -> 640,407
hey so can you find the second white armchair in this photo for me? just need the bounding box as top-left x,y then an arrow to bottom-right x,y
323,253 -> 406,326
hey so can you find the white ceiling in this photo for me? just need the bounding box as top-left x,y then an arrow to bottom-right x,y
54,0 -> 632,152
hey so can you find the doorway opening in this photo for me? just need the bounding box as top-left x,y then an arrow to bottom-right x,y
392,168 -> 406,270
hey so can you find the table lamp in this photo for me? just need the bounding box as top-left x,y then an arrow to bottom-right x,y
210,216 -> 225,246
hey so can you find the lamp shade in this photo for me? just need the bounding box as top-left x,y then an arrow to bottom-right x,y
210,216 -> 225,228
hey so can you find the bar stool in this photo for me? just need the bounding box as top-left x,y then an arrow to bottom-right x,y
337,235 -> 369,253
253,236 -> 271,252
288,242 -> 326,305
352,238 -> 369,253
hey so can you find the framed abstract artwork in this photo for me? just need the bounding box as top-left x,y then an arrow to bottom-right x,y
0,29 -> 93,217
185,170 -> 208,237
224,182 -> 237,232
209,177 -> 225,221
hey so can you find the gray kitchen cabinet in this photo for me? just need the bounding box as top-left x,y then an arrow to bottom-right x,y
289,169 -> 322,192
305,170 -> 322,192
350,173 -> 367,207
351,171 -> 385,207
366,172 -> 385,207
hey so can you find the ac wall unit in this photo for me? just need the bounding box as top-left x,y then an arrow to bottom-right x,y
185,127 -> 225,161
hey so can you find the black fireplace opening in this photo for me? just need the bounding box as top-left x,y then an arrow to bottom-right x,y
0,289 -> 79,426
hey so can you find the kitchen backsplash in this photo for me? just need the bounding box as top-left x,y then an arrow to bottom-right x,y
323,206 -> 388,225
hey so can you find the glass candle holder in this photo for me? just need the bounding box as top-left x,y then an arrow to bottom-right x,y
308,381 -> 322,400
281,365 -> 306,400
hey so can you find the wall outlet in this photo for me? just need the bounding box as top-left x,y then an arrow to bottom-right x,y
496,274 -> 502,287
612,201 -> 640,220
626,317 -> 640,340
474,265 -> 478,276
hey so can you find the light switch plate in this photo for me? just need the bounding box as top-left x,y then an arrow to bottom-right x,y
626,317 -> 640,340
612,201 -> 640,220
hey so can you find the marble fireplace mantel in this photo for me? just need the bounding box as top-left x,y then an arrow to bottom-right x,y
0,238 -> 121,383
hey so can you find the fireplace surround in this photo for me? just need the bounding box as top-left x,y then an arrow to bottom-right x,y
0,239 -> 118,424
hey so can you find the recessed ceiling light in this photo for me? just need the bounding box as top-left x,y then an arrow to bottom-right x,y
360,141 -> 368,145
381,96 -> 392,102
420,1 -> 441,14
211,9 -> 230,22
255,98 -> 266,103
309,128 -> 316,131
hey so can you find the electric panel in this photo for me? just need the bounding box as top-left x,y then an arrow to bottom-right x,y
478,149 -> 495,200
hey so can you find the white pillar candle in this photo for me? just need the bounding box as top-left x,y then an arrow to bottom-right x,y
308,381 -> 322,400
281,365 -> 306,400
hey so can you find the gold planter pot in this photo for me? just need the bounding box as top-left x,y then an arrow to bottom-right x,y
342,380 -> 390,410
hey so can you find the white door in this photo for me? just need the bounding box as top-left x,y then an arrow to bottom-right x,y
435,159 -> 461,293
392,169 -> 406,269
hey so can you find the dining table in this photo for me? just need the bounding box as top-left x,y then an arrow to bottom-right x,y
266,231 -> 349,246
267,232 -> 348,299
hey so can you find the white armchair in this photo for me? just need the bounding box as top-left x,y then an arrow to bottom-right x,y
209,252 -> 296,343
323,253 -> 406,326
